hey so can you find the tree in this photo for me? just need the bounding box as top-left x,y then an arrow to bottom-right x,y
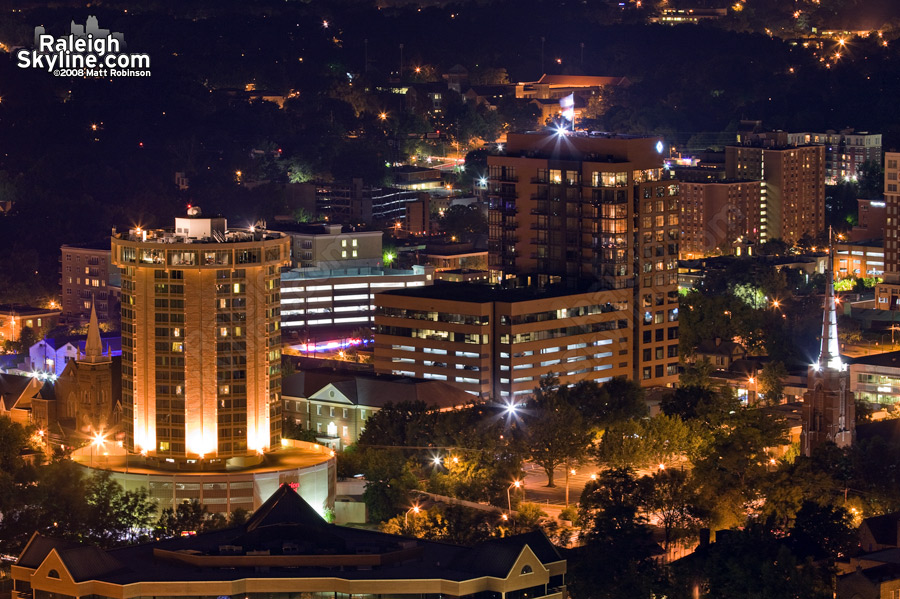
360,449 -> 420,522
640,469 -> 705,550
439,204 -> 487,239
155,499 -> 225,538
758,360 -> 788,405
573,468 -> 659,599
595,414 -> 697,470
790,500 -> 856,560
571,377 -> 647,431
523,377 -> 594,487
857,159 -> 884,199
357,401 -> 435,448
84,471 -> 156,546
667,523 -> 834,599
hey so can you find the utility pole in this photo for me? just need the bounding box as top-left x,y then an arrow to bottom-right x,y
399,43 -> 404,78
580,42 -> 585,66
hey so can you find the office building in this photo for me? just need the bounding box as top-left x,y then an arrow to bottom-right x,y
111,208 -> 290,462
679,180 -> 763,258
374,282 -> 649,398
485,131 -> 680,387
876,152 -> 900,309
850,350 -> 900,406
725,142 -> 825,243
834,240 -> 884,280
281,265 -> 433,334
10,485 -> 567,599
282,368 -> 474,448
60,242 -> 121,324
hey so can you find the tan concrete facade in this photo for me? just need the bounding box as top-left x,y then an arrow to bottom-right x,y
112,222 -> 290,462
725,144 -> 825,243
679,180 -> 762,258
374,286 -> 634,398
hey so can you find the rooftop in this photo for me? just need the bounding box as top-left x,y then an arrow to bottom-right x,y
0,304 -> 61,316
16,485 -> 562,584
61,240 -> 112,252
282,368 -> 475,409
850,350 -> 900,368
113,227 -> 285,245
381,280 -> 608,304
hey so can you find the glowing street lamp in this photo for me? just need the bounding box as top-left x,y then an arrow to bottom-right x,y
405,504 -> 421,527
90,431 -> 106,468
507,480 -> 522,513
565,468 -> 577,507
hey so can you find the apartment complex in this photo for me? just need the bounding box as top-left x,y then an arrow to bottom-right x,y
787,130 -> 882,184
316,178 -> 424,224
679,179 -> 762,258
280,265 -> 433,332
60,242 -> 122,324
725,143 -> 825,243
373,282 -> 664,398
485,131 -> 680,387
876,152 -> 900,309
111,209 -> 290,462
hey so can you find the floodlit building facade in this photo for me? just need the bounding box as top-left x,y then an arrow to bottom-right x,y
111,210 -> 290,463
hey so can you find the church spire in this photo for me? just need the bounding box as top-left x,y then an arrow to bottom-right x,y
817,227 -> 843,371
81,300 -> 106,364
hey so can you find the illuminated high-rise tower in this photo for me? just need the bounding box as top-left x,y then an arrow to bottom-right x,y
112,209 -> 290,463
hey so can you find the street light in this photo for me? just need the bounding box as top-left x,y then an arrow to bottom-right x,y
405,505 -> 421,527
91,431 -> 106,468
565,468 -> 577,507
507,480 -> 522,513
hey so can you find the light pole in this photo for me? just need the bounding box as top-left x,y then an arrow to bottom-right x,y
565,467 -> 576,507
405,505 -> 420,528
507,480 -> 522,513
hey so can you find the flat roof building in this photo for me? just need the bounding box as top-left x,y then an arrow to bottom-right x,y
111,208 -> 290,463
271,223 -> 383,270
374,282 -> 639,398
486,131 -> 680,387
281,265 -> 434,334
60,241 -> 121,325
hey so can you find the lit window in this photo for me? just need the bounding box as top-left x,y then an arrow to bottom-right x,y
220,327 -> 228,337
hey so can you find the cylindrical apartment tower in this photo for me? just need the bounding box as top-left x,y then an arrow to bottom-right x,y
112,209 -> 290,464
